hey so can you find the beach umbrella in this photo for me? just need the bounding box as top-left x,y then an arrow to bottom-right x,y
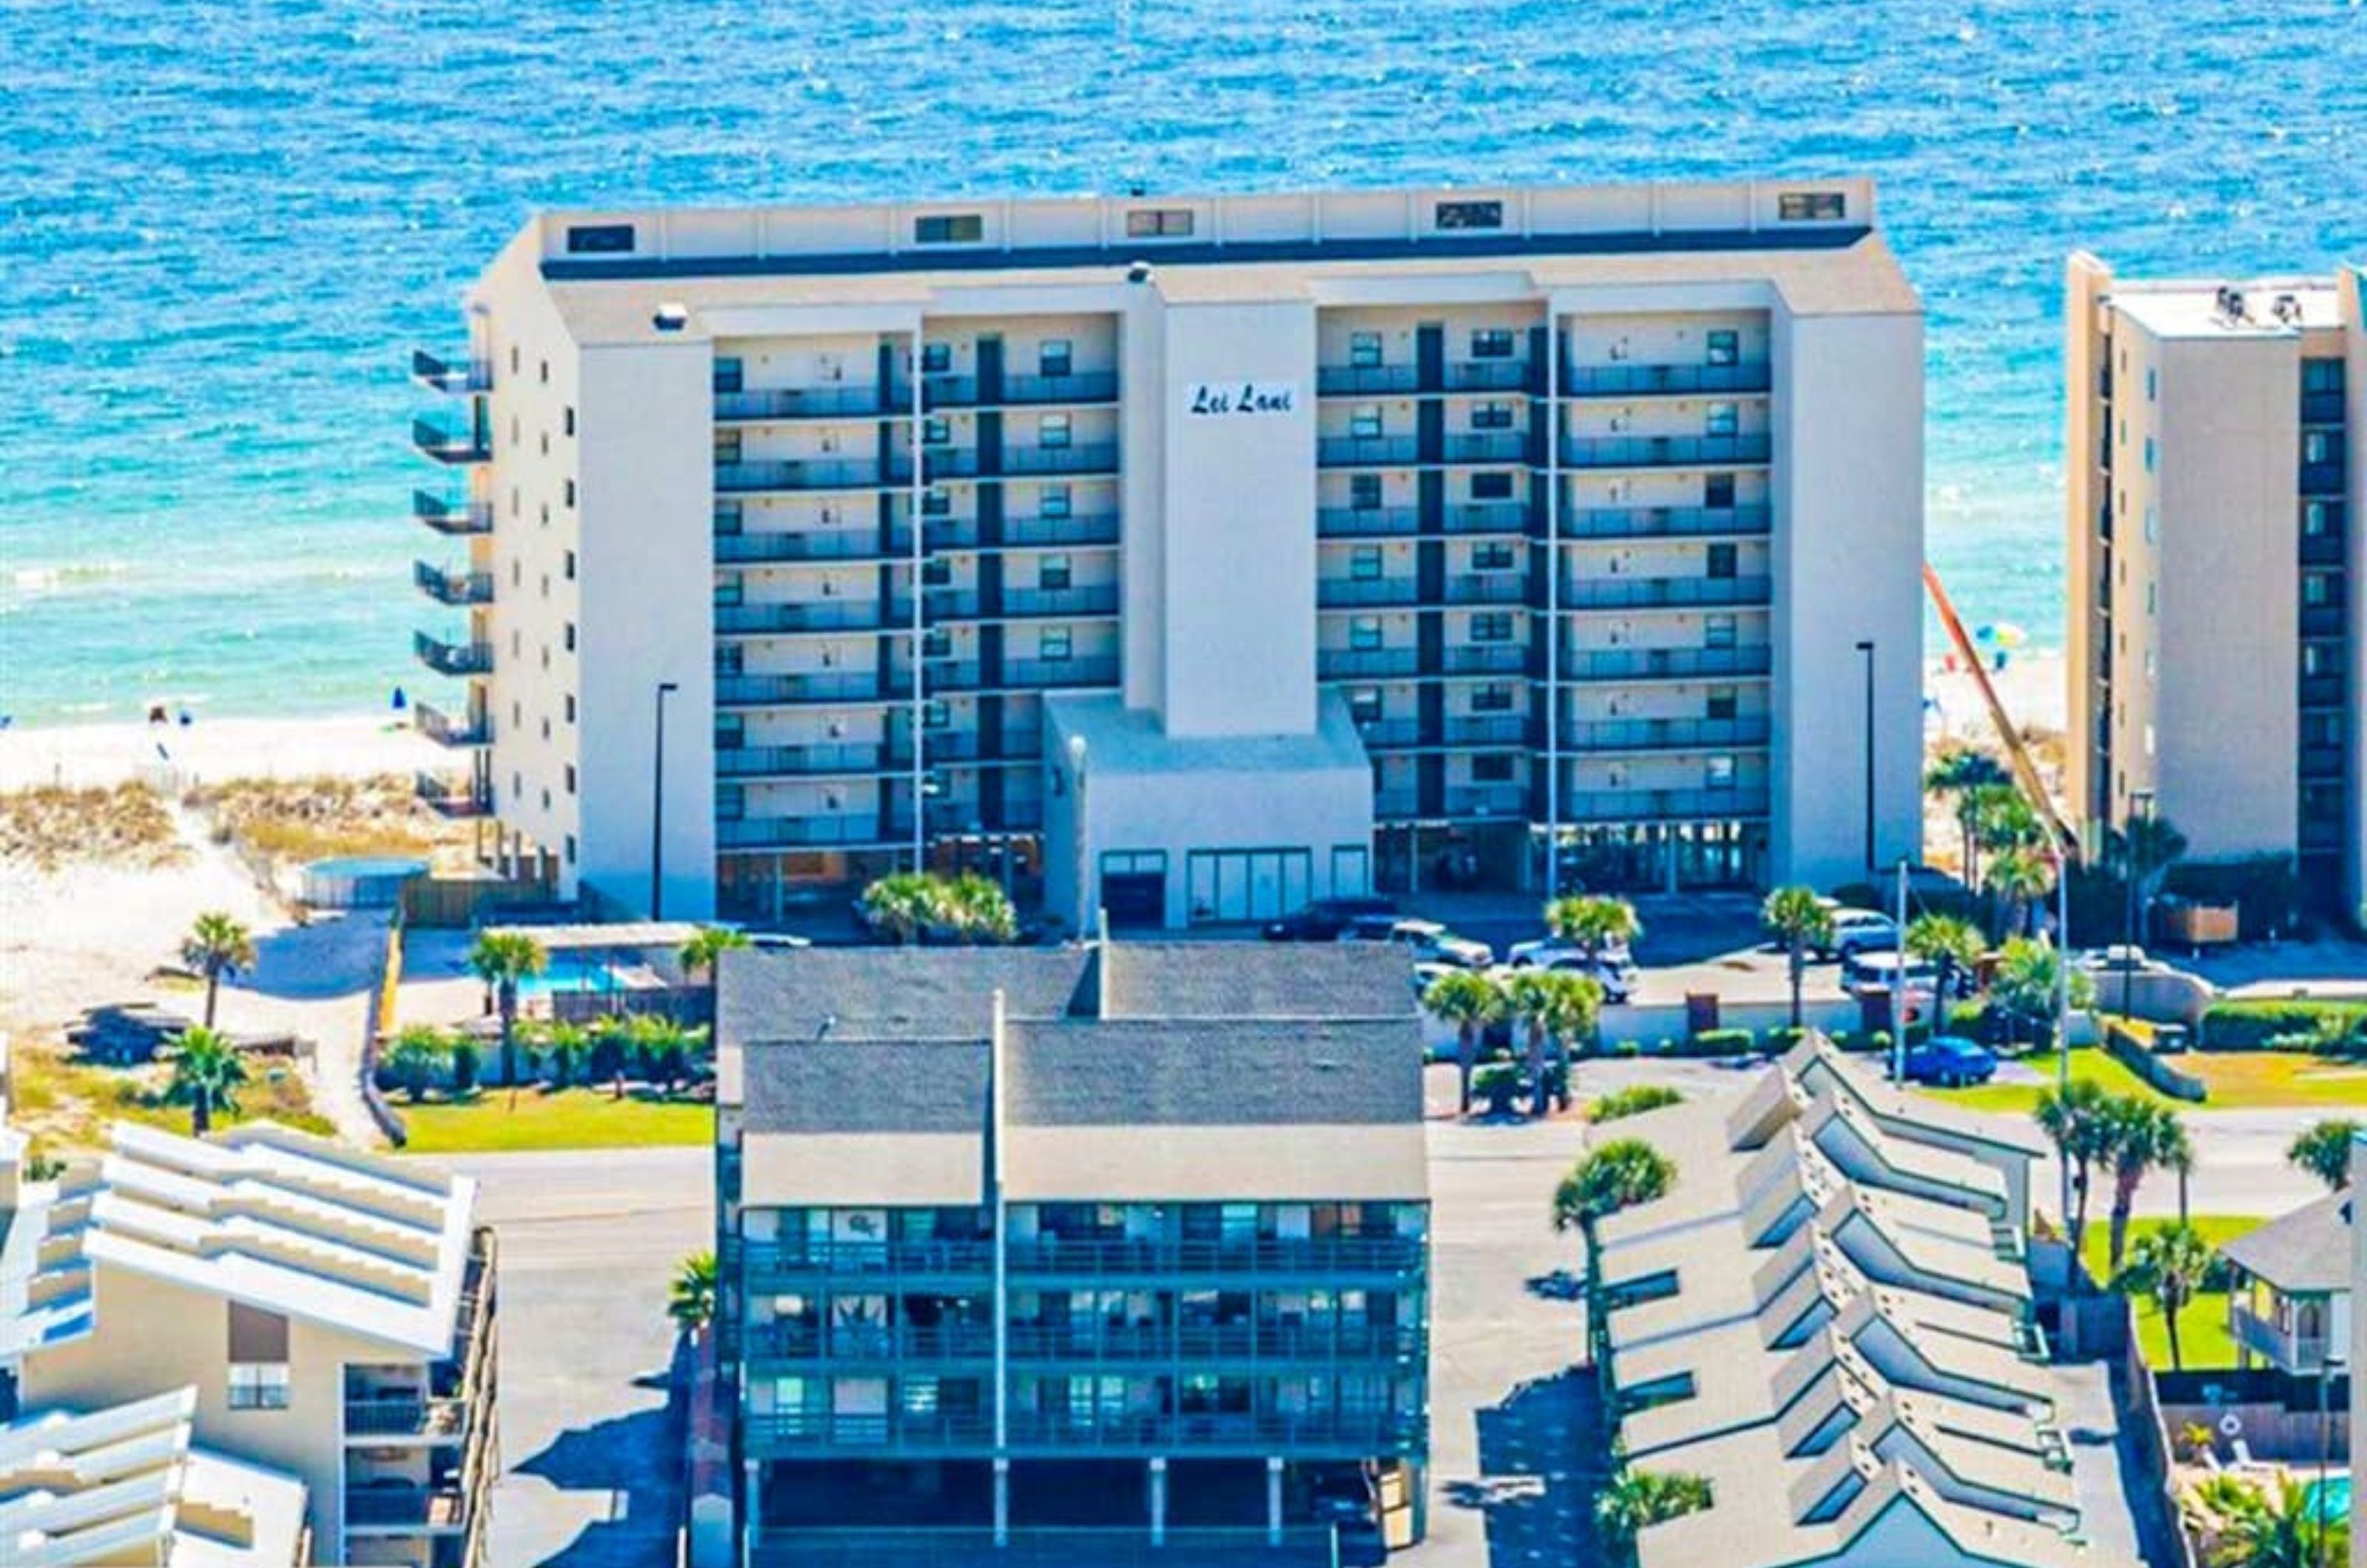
1990,623 -> 2029,648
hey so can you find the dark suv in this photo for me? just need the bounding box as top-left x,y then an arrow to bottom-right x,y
1263,896 -> 1397,942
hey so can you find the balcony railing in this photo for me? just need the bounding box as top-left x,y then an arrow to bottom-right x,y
719,815 -> 905,850
2231,1302 -> 2333,1372
1560,787 -> 1772,822
718,743 -> 890,778
414,703 -> 490,748
1445,714 -> 1532,746
1442,432 -> 1530,464
411,416 -> 489,465
749,1526 -> 1340,1568
746,1408 -> 1417,1455
1317,648 -> 1420,680
717,458 -> 902,493
2300,532 -> 2346,567
1440,644 -> 1530,676
743,1238 -> 996,1277
1317,436 -> 1419,467
1564,645 -> 1772,680
998,657 -> 1121,690
742,1234 -> 1419,1279
1562,575 -> 1772,611
1357,715 -> 1530,750
1000,371 -> 1121,405
2299,744 -> 2346,780
344,1484 -> 467,1529
1564,362 -> 1772,397
411,349 -> 490,395
717,528 -> 909,564
921,729 -> 1044,764
345,1393 -> 470,1439
1373,790 -> 1419,818
1563,504 -> 1772,539
997,584 -> 1122,618
1445,503 -> 1533,535
715,673 -> 911,707
414,771 -> 491,819
1561,433 -> 1772,468
413,631 -> 491,677
1442,785 -> 1528,817
413,560 -> 493,607
1445,359 -> 1533,393
999,513 -> 1121,548
2300,604 -> 2348,638
1317,578 -> 1422,609
1005,442 -> 1121,477
412,490 -> 492,536
1316,364 -> 1420,396
717,601 -> 904,636
716,386 -> 900,422
2300,674 -> 2346,709
1318,507 -> 1421,538
2301,389 -> 2348,425
1561,716 -> 1772,751
1445,573 -> 1527,605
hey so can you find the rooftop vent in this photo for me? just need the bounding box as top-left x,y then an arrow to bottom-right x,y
653,302 -> 690,333
1127,260 -> 1152,285
2273,293 -> 2301,324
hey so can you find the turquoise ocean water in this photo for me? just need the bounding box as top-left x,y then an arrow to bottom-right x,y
2,0 -> 2360,726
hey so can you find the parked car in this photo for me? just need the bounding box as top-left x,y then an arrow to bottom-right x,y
2072,944 -> 2164,974
1509,944 -> 1637,1004
1900,1035 -> 1999,1087
1819,908 -> 1900,960
1341,916 -> 1493,970
1263,896 -> 1396,942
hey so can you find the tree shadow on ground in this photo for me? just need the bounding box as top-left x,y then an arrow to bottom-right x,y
1442,1368 -> 1618,1568
512,1345 -> 686,1568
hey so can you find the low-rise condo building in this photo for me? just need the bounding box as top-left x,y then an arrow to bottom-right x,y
1590,1037 -> 2141,1568
2065,258 -> 2366,916
0,1121 -> 499,1568
2221,1189 -> 2350,1382
0,1387 -> 311,1567
411,177 -> 1926,925
712,941 -> 1430,1560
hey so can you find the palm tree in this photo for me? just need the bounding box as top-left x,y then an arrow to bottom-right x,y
1985,843 -> 2055,938
2287,1118 -> 2361,1192
168,1026 -> 248,1136
943,872 -> 1018,944
623,1013 -> 706,1096
2121,1222 -> 2214,1372
668,1249 -> 719,1338
536,1018 -> 591,1090
1905,913 -> 1985,1009
1552,1138 -> 1676,1237
180,911 -> 257,1029
1593,1468 -> 1712,1556
1760,885 -> 1833,1029
679,925 -> 751,984
2105,812 -> 2189,942
384,1024 -> 449,1104
1991,936 -> 2091,1048
466,931 -> 548,1088
1423,968 -> 1507,1116
1544,893 -> 1642,959
860,871 -> 941,944
2034,1077 -> 2113,1256
1925,748 -> 2010,882
2214,1476 -> 2348,1568
2101,1097 -> 2189,1276
1505,968 -> 1604,1117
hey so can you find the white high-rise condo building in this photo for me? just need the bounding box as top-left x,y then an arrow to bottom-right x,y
2066,258 -> 2366,918
411,180 -> 1926,927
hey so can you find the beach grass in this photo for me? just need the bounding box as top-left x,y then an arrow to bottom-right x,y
394,1086 -> 715,1155
2079,1214 -> 2263,1372
7,1038 -> 337,1160
0,783 -> 185,871
186,772 -> 475,873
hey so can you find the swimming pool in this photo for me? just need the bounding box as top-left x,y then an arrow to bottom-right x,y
2301,1475 -> 2351,1525
515,959 -> 642,1000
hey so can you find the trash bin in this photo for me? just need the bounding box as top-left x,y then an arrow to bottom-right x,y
2153,1022 -> 2189,1055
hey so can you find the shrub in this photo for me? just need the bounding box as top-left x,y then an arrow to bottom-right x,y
448,1036 -> 482,1094
1762,1025 -> 1808,1056
2201,1000 -> 2367,1052
1590,1084 -> 1684,1123
1684,1027 -> 1755,1058
1473,1062 -> 1526,1115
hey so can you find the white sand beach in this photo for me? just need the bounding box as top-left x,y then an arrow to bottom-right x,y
0,712 -> 437,793
1925,646 -> 2066,746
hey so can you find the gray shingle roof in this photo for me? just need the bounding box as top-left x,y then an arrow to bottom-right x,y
1098,944 -> 1414,1021
1006,1018 -> 1420,1129
2220,1193 -> 2349,1294
741,1037 -> 988,1137
716,946 -> 1093,1047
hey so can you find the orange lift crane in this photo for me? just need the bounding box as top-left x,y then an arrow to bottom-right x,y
1923,562 -> 2079,855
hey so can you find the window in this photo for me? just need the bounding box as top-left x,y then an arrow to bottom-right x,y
1350,545 -> 1383,581
1706,402 -> 1739,436
1039,413 -> 1072,449
1706,686 -> 1738,720
922,557 -> 953,586
564,622 -> 578,651
1436,200 -> 1504,231
1041,626 -> 1073,660
1459,751 -> 1512,785
1126,208 -> 1195,237
914,212 -> 985,245
538,358 -> 549,385
714,430 -> 743,464
2304,502 -> 2330,535
1039,554 -> 1073,590
564,550 -> 577,580
717,784 -> 744,821
1349,616 -> 1383,652
1472,683 -> 1513,712
1350,405 -> 1383,440
1040,484 -> 1073,519
1706,330 -> 1740,367
1473,541 -> 1515,572
227,1302 -> 291,1409
565,695 -> 577,723
921,486 -> 951,516
565,223 -> 635,254
1349,331 -> 1384,369
2144,436 -> 2156,472
228,1364 -> 290,1410
2304,572 -> 2334,606
1706,754 -> 1737,789
922,627 -> 952,659
1469,328 -> 1516,361
564,479 -> 575,507
564,405 -> 576,436
565,834 -> 577,865
2146,368 -> 2158,402
2303,359 -> 2346,393
1470,471 -> 1514,501
1777,192 -> 1846,222
924,699 -> 951,729
1470,612 -> 1513,643
921,342 -> 953,374
922,416 -> 951,446
1348,688 -> 1383,724
564,765 -> 577,794
1705,613 -> 1738,649
1706,543 -> 1738,579
712,358 -> 744,394
1472,402 -> 1515,430
2306,430 -> 2335,463
1704,473 -> 1737,508
1039,339 -> 1073,378
2144,506 -> 2158,542
1349,474 -> 1383,510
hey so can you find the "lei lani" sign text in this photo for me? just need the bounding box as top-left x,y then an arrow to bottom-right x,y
1186,381 -> 1300,416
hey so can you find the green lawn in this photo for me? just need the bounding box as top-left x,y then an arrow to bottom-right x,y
1917,1047 -> 2174,1116
2179,1050 -> 2367,1110
2078,1214 -> 2264,1372
396,1087 -> 715,1154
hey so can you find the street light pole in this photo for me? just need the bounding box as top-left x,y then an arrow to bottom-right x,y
2122,788 -> 2155,1019
652,680 -> 679,920
1855,640 -> 1877,876
2053,838 -> 2073,1230
2317,1348 -> 2343,1568
1066,734 -> 1089,938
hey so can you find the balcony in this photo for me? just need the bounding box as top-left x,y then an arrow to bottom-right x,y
1445,573 -> 1527,606
1445,359 -> 1533,393
1445,502 -> 1533,535
1440,643 -> 1530,676
2300,604 -> 2348,638
745,1410 -> 997,1452
1357,715 -> 1530,750
2300,532 -> 2346,567
717,601 -> 904,636
2300,462 -> 2346,496
1318,507 -> 1421,538
1561,786 -> 1772,822
715,672 -> 911,708
1564,362 -> 1772,397
1562,575 -> 1772,611
2301,389 -> 2347,425
717,527 -> 910,564
717,458 -> 902,493
345,1392 -> 470,1440
412,490 -> 492,536
1006,1234 -> 1422,1278
1317,364 -> 1420,396
1004,442 -> 1120,477
718,743 -> 890,778
1446,714 -> 1532,746
1564,504 -> 1772,539
411,349 -> 490,395
716,385 -> 901,422
749,1526 -> 1341,1567
411,416 -> 489,465
1317,578 -> 1422,609
413,631 -> 491,677
1373,790 -> 1419,818
719,815 -> 906,850
999,1408 -> 1422,1455
921,729 -> 1045,764
996,584 -> 1122,618
1317,647 -> 1420,680
2230,1301 -> 2332,1373
998,656 -> 1121,690
1442,784 -> 1528,817
1561,433 -> 1772,469
344,1483 -> 467,1530
1000,371 -> 1121,406
2300,673 -> 2346,709
1562,716 -> 1772,751
414,771 -> 490,819
999,513 -> 1121,548
414,703 -> 490,748
413,561 -> 493,607
1564,646 -> 1773,680
744,1320 -> 996,1363
2299,744 -> 2346,780
1317,436 -> 1419,468
1442,431 -> 1530,464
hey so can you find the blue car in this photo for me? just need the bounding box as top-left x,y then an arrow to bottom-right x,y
1902,1035 -> 1999,1087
